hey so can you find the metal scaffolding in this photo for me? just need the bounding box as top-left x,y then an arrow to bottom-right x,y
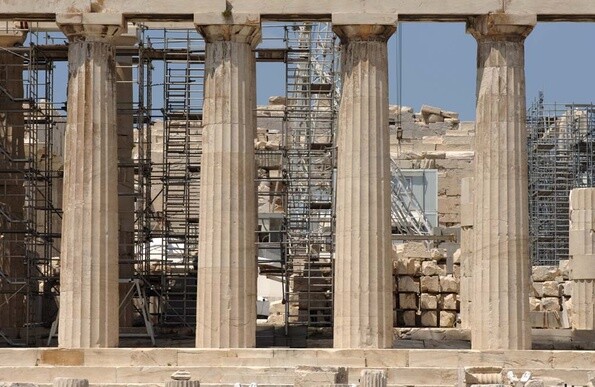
0,27 -> 63,345
0,22 -> 439,346
282,23 -> 337,328
527,92 -> 595,266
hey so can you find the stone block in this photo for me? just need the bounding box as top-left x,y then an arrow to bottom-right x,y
394,257 -> 421,276
541,297 -> 561,312
420,294 -> 437,310
360,369 -> 387,387
439,311 -> 456,327
542,281 -> 560,297
54,379 -> 88,387
559,260 -> 570,280
562,281 -> 572,297
531,282 -> 544,297
421,311 -> 438,327
529,297 -> 541,312
453,264 -> 461,279
39,350 -> 84,366
532,266 -> 561,282
399,293 -> 417,310
420,276 -> 440,293
452,248 -> 461,264
563,298 -> 572,314
440,275 -> 459,293
402,242 -> 431,258
398,276 -> 420,292
402,310 -> 417,327
294,366 -> 347,386
440,294 -> 458,310
421,260 -> 445,276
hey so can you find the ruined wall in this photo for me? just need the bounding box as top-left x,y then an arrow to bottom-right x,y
390,105 -> 475,228
393,241 -> 573,329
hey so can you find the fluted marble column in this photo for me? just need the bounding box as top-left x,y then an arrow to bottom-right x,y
57,14 -> 124,348
332,22 -> 396,349
467,14 -> 535,350
569,188 -> 595,329
460,177 -> 474,330
0,26 -> 27,334
194,17 -> 260,348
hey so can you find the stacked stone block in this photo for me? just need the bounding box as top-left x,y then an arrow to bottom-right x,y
393,242 -> 460,328
529,262 -> 572,329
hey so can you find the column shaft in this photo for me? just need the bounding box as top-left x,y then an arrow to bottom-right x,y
333,24 -> 395,349
467,14 -> 535,350
459,177 -> 474,330
194,23 -> 260,348
57,19 -> 123,347
569,188 -> 595,329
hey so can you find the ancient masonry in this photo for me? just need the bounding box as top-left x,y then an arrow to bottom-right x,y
0,1 -> 594,386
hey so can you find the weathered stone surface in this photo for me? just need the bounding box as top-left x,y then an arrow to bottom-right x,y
439,311 -> 456,327
533,266 -> 562,282
421,311 -> 438,327
402,242 -> 432,259
420,276 -> 440,293
440,294 -> 458,310
395,257 -> 421,276
559,260 -> 570,280
532,282 -> 544,297
440,275 -> 459,293
398,276 -> 420,293
57,22 -> 124,348
541,297 -> 561,312
195,23 -> 260,348
453,248 -> 462,264
460,176 -> 474,330
422,261 -> 446,276
562,281 -> 573,297
333,24 -> 395,348
360,369 -> 387,387
399,294 -> 417,310
294,366 -> 347,386
402,311 -> 417,327
529,297 -> 541,312
420,294 -> 437,310
467,14 -> 534,350
569,188 -> 595,330
542,281 -> 560,297
54,379 -> 88,387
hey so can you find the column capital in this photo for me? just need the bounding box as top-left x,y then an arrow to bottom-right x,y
194,13 -> 261,46
332,14 -> 397,43
466,13 -> 536,41
0,22 -> 28,47
57,13 -> 126,42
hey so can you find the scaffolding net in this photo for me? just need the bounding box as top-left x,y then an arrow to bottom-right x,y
527,92 -> 595,266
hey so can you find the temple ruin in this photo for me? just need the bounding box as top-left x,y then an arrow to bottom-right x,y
0,1 -> 594,386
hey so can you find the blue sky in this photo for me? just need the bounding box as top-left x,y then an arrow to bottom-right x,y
257,22 -> 595,121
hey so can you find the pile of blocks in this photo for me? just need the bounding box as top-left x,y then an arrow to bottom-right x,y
530,261 -> 572,329
393,242 -> 460,327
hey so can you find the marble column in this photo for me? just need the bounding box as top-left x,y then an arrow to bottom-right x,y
194,18 -> 260,348
466,14 -> 535,350
459,177 -> 474,330
569,188 -> 595,329
332,22 -> 396,349
57,14 -> 124,348
360,369 -> 388,387
0,26 -> 27,334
